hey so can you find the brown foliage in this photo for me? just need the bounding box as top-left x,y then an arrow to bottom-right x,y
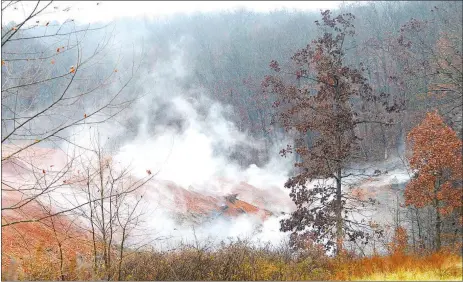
388,226 -> 409,255
405,111 -> 462,215
263,10 -> 384,253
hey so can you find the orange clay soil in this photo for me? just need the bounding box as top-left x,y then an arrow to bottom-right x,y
2,190 -> 94,273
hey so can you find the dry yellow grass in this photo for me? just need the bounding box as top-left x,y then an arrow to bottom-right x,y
344,252 -> 463,281
3,235 -> 462,281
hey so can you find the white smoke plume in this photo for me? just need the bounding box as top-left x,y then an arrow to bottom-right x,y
58,40 -> 296,248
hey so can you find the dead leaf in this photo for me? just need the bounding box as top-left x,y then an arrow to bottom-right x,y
84,114 -> 87,118
146,169 -> 152,175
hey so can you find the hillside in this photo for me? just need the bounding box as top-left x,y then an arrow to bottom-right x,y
2,1 -> 462,280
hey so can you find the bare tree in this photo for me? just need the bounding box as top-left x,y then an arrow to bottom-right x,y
61,129 -> 155,280
392,2 -> 462,135
1,1 -> 147,228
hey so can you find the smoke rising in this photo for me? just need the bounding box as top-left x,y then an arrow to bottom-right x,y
59,38 -> 297,247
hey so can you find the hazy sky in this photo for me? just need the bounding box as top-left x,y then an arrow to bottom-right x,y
3,1 -> 345,25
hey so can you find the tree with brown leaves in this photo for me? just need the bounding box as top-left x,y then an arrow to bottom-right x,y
263,10 -> 390,255
404,111 -> 462,251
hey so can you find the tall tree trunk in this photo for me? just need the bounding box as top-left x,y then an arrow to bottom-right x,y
394,192 -> 400,229
435,206 -> 442,251
434,177 -> 442,251
336,167 -> 343,254
410,208 -> 416,253
87,171 -> 98,272
58,242 -> 65,281
381,126 -> 388,160
428,207 -> 435,250
117,231 -> 126,281
415,208 -> 423,249
98,145 -> 108,278
334,82 -> 343,254
107,181 -> 115,280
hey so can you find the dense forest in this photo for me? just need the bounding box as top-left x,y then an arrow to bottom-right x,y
1,1 -> 462,280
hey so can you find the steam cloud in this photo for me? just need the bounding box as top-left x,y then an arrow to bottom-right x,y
64,40 -> 296,248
